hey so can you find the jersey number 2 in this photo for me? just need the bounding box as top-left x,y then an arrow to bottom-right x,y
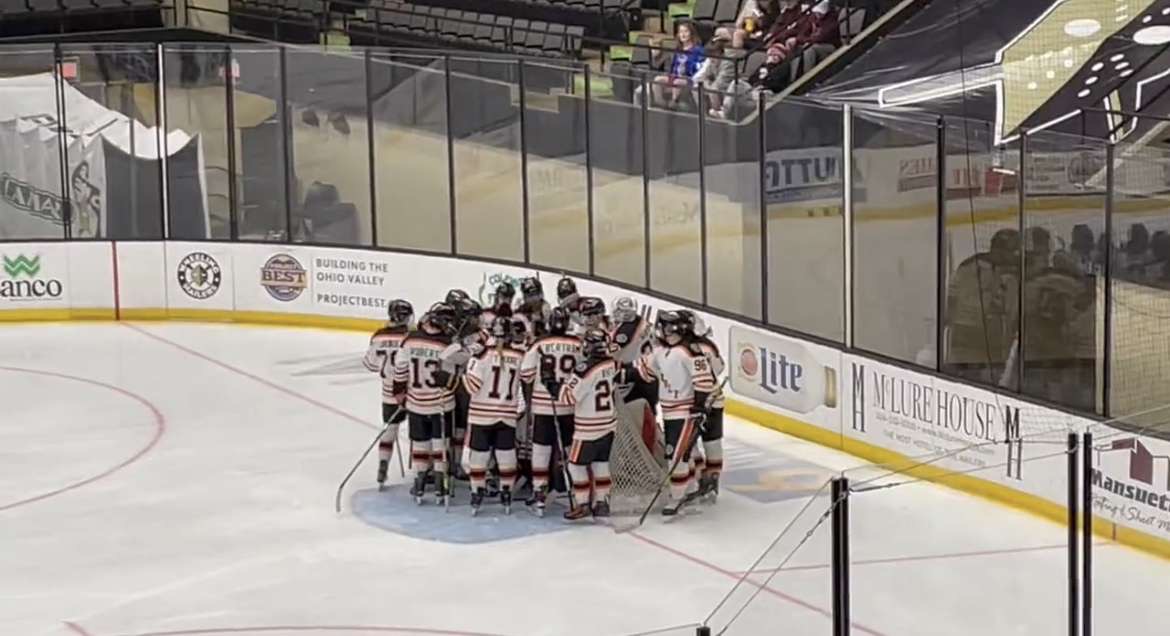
594,380 -> 612,411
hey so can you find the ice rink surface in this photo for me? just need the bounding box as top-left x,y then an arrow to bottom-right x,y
2,322 -> 1168,636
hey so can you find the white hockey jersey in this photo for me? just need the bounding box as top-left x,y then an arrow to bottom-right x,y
520,335 -> 582,416
558,359 -> 622,441
362,327 -> 409,404
392,331 -> 456,415
693,335 -> 726,409
635,343 -> 717,420
462,345 -> 525,426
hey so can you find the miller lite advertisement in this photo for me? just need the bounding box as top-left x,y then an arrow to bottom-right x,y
729,325 -> 840,428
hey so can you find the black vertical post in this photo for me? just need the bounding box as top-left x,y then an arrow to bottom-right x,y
697,84 -> 708,307
583,63 -> 595,276
695,627 -> 711,636
640,74 -> 651,289
1016,130 -> 1028,392
1067,432 -> 1080,636
53,43 -> 72,240
518,59 -> 530,264
1082,430 -> 1093,636
365,49 -> 378,246
279,46 -> 294,241
224,46 -> 239,241
152,45 -> 167,239
1102,143 -> 1115,416
936,116 -> 946,370
758,92 -> 769,324
444,54 -> 457,254
127,83 -> 138,239
831,477 -> 851,636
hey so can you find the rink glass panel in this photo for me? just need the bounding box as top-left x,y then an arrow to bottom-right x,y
764,99 -> 845,343
522,60 -> 589,274
368,52 -> 452,254
284,48 -> 373,247
702,88 -> 762,320
162,45 -> 233,240
589,70 -> 647,288
939,120 -> 1021,390
850,108 -> 938,366
645,88 -> 703,303
1020,131 -> 1105,414
449,57 -> 525,262
229,47 -> 290,242
0,48 -> 66,241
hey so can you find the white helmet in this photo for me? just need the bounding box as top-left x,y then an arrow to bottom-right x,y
613,296 -> 638,324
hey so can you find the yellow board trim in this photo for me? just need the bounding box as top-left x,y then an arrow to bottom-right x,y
5,306 -> 1170,559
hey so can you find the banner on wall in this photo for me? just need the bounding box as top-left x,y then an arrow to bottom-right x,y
728,325 -> 839,427
0,246 -> 67,305
1091,434 -> 1170,541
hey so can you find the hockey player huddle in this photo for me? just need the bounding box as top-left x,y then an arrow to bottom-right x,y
362,276 -> 726,522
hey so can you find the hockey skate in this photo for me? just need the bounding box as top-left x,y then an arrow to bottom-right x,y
563,503 -> 592,521
500,488 -> 513,515
527,486 -> 548,517
470,488 -> 485,516
698,474 -> 720,502
410,472 -> 428,505
591,499 -> 610,518
663,492 -> 700,517
376,459 -> 389,491
436,475 -> 451,510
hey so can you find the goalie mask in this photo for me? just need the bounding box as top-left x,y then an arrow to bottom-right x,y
386,299 -> 414,328
556,276 -> 579,308
612,296 -> 638,324
547,306 -> 571,336
581,328 -> 611,361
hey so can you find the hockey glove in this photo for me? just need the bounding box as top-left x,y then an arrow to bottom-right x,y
543,380 -> 563,401
690,391 -> 711,419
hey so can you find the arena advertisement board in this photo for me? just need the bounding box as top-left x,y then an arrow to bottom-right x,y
728,325 -> 840,431
164,243 -> 235,312
1091,431 -> 1170,542
0,241 -> 112,311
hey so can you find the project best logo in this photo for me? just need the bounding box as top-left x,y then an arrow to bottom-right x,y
0,254 -> 64,301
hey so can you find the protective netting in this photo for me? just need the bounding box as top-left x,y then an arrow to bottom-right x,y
609,398 -> 668,518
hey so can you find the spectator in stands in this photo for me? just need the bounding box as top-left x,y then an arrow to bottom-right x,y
720,0 -> 788,50
693,35 -> 743,118
766,0 -> 839,64
761,0 -> 807,48
749,43 -> 791,94
652,20 -> 705,110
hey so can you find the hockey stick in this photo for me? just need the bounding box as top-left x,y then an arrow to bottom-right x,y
335,405 -> 402,514
395,424 -> 406,478
548,396 -> 579,513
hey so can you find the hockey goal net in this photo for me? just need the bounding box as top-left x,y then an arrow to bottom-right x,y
609,398 -> 668,517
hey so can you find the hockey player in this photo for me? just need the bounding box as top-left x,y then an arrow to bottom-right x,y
461,316 -> 528,515
516,277 -> 552,338
556,276 -> 580,312
577,296 -> 611,333
635,310 -> 717,515
393,303 -> 460,505
610,296 -> 653,364
519,307 -> 581,515
362,299 -> 414,489
482,281 -> 516,324
445,296 -> 485,482
543,328 -> 622,521
676,310 -> 725,500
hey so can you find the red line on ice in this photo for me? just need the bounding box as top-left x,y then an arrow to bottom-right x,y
0,366 -> 166,513
64,621 -> 98,636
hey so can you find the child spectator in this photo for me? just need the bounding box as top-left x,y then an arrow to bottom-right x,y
750,42 -> 791,94
652,21 -> 705,110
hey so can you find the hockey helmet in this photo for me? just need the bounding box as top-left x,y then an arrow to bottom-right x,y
612,296 -> 638,324
494,281 -> 516,307
445,289 -> 470,307
581,328 -> 611,360
556,276 -> 579,307
489,315 -> 511,341
547,306 -> 571,336
655,310 -> 686,344
578,297 -> 606,326
520,277 -> 544,303
425,302 -> 458,335
457,298 -> 483,333
674,309 -> 697,337
510,318 -> 529,346
386,298 -> 414,328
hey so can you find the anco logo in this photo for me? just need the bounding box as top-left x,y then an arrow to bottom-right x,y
0,254 -> 64,301
260,254 -> 307,302
177,252 -> 222,300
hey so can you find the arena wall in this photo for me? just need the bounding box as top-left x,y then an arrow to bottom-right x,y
2,239 -> 1168,558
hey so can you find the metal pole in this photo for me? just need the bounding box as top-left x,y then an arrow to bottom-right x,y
936,116 -> 947,370
1067,432 -> 1080,636
365,50 -> 378,246
640,73 -> 651,289
518,59 -> 531,264
444,54 -> 457,254
584,63 -> 595,276
1102,143 -> 1115,416
1082,430 -> 1093,636
831,476 -> 851,635
153,44 -> 167,239
1016,129 -> 1028,392
697,84 -> 708,306
127,82 -> 138,239
53,43 -> 72,240
224,46 -> 239,241
842,105 -> 854,347
695,627 -> 711,636
758,92 -> 769,324
279,46 -> 293,241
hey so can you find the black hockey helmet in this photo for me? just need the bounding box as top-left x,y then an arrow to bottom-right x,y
489,315 -> 511,341
581,328 -> 611,360
445,288 -> 470,307
578,296 -> 606,321
386,298 -> 414,328
520,277 -> 543,303
510,318 -> 529,346
425,302 -> 458,335
457,298 -> 483,334
655,310 -> 686,343
547,306 -> 571,336
556,276 -> 579,307
494,280 -> 516,306
674,309 -> 697,337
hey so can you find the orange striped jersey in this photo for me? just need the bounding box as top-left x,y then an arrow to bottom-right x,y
693,335 -> 726,409
462,346 -> 525,426
392,331 -> 456,415
558,358 -> 622,441
635,342 -> 717,420
362,326 -> 409,404
610,317 -> 653,364
520,335 -> 582,416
